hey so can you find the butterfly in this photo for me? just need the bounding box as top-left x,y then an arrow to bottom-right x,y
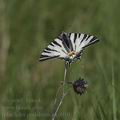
39,32 -> 99,64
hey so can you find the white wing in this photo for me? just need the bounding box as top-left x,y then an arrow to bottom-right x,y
69,33 -> 99,53
39,38 -> 68,61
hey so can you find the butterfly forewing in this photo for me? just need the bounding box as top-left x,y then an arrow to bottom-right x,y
39,38 -> 68,61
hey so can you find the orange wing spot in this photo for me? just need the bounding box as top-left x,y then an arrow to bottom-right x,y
67,51 -> 76,56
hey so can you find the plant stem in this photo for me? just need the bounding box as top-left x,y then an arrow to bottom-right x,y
51,62 -> 68,120
63,62 -> 68,93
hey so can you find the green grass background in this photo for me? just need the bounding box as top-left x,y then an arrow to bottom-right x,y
0,0 -> 120,119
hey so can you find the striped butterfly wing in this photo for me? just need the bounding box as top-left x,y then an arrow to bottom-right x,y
39,38 -> 68,61
69,33 -> 99,54
39,32 -> 99,62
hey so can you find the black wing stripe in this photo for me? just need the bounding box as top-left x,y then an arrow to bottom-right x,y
45,47 -> 58,52
57,32 -> 74,52
89,36 -> 97,43
62,33 -> 70,48
78,33 -> 81,37
50,43 -> 54,46
45,47 -> 52,51
43,50 -> 51,53
81,34 -> 87,43
62,40 -> 70,52
68,33 -> 71,38
74,33 -> 77,43
86,35 -> 91,41
52,41 -> 61,47
85,38 -> 99,48
69,40 -> 73,51
62,33 -> 74,51
68,33 -> 73,51
60,33 -> 71,52
39,55 -> 59,61
39,54 -> 49,58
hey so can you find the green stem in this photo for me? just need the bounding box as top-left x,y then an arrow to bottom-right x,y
51,62 -> 68,120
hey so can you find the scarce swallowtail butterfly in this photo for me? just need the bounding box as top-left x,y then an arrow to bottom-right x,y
39,32 -> 99,64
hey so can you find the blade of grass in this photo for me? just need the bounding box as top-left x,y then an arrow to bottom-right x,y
112,62 -> 117,120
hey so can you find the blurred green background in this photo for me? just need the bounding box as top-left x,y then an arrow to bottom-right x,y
0,0 -> 120,119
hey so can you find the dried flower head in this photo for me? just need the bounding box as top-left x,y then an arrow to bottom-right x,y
39,32 -> 99,65
73,78 -> 88,95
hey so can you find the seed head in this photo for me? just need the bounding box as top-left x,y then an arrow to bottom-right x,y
73,78 -> 88,95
